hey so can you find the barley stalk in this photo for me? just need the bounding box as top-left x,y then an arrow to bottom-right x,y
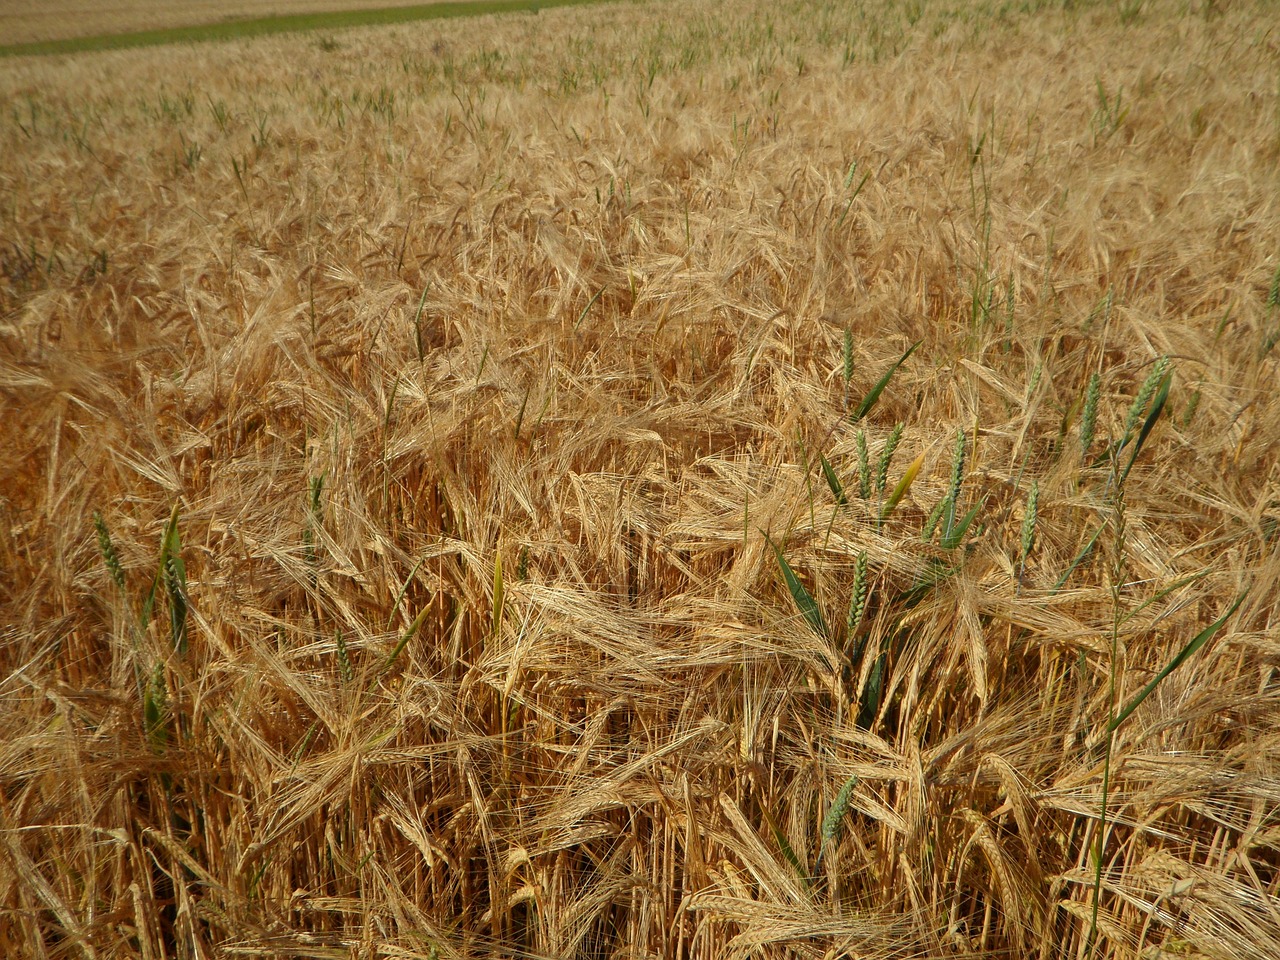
3,4 -> 1274,958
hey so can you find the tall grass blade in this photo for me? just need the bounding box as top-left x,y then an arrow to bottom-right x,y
856,649 -> 886,730
852,341 -> 920,422
758,800 -> 811,890
881,450 -> 925,523
940,502 -> 981,550
411,282 -> 431,361
574,287 -> 605,331
1119,368 -> 1172,484
1119,570 -> 1209,626
819,452 -> 846,505
387,558 -> 425,630
165,552 -> 188,656
161,505 -> 188,655
1053,524 -> 1106,592
767,534 -> 827,638
380,606 -> 431,682
1108,591 -> 1247,732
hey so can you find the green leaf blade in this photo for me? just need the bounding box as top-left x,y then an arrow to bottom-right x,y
852,341 -> 920,422
767,535 -> 827,639
1109,591 -> 1247,732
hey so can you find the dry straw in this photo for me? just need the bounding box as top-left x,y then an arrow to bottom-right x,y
2,0 -> 1279,958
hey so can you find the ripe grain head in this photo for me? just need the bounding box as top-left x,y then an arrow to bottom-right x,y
2,1 -> 1279,957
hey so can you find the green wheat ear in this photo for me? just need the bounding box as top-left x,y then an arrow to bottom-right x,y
922,430 -> 976,548
1181,388 -> 1201,427
335,629 -> 353,684
921,495 -> 946,542
847,551 -> 869,637
945,429 -> 966,514
938,429 -> 971,547
160,504 -> 188,655
821,773 -> 859,848
1121,357 -> 1170,445
304,474 -> 324,570
875,422 -> 903,495
1021,481 -> 1039,562
844,551 -> 870,670
143,661 -> 168,753
1080,372 -> 1101,460
1019,481 -> 1039,587
93,511 -> 126,592
855,430 -> 871,499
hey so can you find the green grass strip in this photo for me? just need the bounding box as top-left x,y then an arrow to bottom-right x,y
1,0 -> 615,58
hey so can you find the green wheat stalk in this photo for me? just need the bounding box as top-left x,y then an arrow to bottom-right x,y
843,326 -> 854,412
936,429 -> 980,549
852,341 -> 919,422
1180,386 -> 1201,427
335,629 -> 353,684
93,511 -> 126,593
818,773 -> 859,866
847,551 -> 869,639
1018,480 -> 1038,588
1080,372 -> 1101,460
856,430 -> 871,500
1120,357 -> 1170,448
304,474 -> 324,573
875,423 -> 904,495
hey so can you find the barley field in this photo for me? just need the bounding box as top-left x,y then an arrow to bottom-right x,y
2,0 -> 1279,957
